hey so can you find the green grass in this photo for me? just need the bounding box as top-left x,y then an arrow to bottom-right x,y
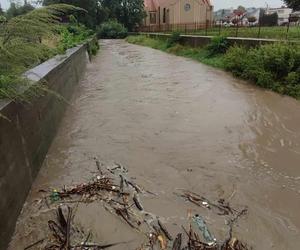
0,5 -> 98,102
126,35 -> 225,68
172,26 -> 300,40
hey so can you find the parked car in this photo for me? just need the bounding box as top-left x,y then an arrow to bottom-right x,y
223,22 -> 234,27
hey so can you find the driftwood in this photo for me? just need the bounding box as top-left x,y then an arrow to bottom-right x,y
39,160 -> 251,250
46,206 -> 125,250
133,193 -> 144,211
158,219 -> 173,241
181,191 -> 236,216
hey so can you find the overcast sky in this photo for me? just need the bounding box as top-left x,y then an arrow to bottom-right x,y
213,0 -> 284,10
0,0 -> 286,10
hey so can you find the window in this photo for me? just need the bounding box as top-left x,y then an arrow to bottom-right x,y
150,12 -> 156,24
184,3 -> 191,12
163,8 -> 166,23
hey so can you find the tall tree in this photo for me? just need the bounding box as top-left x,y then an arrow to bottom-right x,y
0,4 -> 4,16
284,0 -> 300,10
43,0 -> 101,28
237,5 -> 246,13
6,1 -> 35,19
42,0 -> 145,30
100,0 -> 145,31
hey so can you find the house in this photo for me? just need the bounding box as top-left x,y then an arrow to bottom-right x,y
290,11 -> 300,24
245,8 -> 262,25
144,0 -> 213,26
214,7 -> 263,26
214,8 -> 233,22
265,7 -> 293,25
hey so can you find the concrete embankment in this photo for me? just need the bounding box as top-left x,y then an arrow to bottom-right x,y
0,42 -> 92,249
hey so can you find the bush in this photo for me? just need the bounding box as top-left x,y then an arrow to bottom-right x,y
167,31 -> 182,48
97,21 -> 128,39
58,24 -> 94,52
222,45 -> 248,76
206,36 -> 229,56
224,43 -> 300,97
0,15 -> 6,23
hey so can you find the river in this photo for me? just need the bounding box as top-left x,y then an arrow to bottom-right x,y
9,40 -> 300,250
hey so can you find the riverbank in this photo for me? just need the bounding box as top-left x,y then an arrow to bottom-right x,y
126,35 -> 300,99
9,40 -> 300,250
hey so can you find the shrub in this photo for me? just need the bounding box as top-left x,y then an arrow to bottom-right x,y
97,21 -> 127,39
224,43 -> 300,98
0,15 -> 6,23
58,24 -> 94,51
206,36 -> 229,56
166,31 -> 182,48
286,71 -> 300,85
223,45 -> 248,76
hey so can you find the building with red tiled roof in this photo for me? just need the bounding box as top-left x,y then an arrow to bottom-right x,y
144,0 -> 213,26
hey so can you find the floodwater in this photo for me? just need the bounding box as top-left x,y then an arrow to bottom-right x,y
9,40 -> 300,250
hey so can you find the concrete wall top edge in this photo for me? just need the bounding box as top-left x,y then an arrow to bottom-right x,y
0,44 -> 85,111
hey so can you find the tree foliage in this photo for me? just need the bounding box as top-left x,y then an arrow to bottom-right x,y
284,0 -> 300,11
100,0 -> 145,31
259,10 -> 278,26
42,0 -> 103,28
0,4 -> 4,15
6,2 -> 35,19
97,20 -> 127,38
42,0 -> 145,31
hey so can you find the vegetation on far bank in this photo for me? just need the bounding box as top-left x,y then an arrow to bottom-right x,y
126,34 -> 227,68
126,34 -> 300,99
97,20 -> 128,39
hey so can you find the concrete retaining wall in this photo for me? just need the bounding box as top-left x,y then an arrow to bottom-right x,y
0,44 -> 90,249
140,32 -> 287,47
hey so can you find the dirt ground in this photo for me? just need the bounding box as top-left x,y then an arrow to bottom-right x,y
8,40 -> 300,250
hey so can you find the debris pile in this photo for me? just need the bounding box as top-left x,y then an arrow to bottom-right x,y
26,159 -> 251,250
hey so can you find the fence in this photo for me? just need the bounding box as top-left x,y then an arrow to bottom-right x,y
137,21 -> 300,40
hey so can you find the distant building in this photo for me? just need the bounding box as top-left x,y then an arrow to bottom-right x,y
245,8 -> 262,25
265,7 -> 293,25
213,8 -> 233,21
144,0 -> 213,26
214,7 -> 263,26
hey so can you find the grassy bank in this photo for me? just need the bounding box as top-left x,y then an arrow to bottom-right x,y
126,35 -> 300,99
126,35 -> 225,69
0,4 -> 99,102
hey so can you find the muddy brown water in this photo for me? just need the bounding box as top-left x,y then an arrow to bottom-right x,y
8,40 -> 300,250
